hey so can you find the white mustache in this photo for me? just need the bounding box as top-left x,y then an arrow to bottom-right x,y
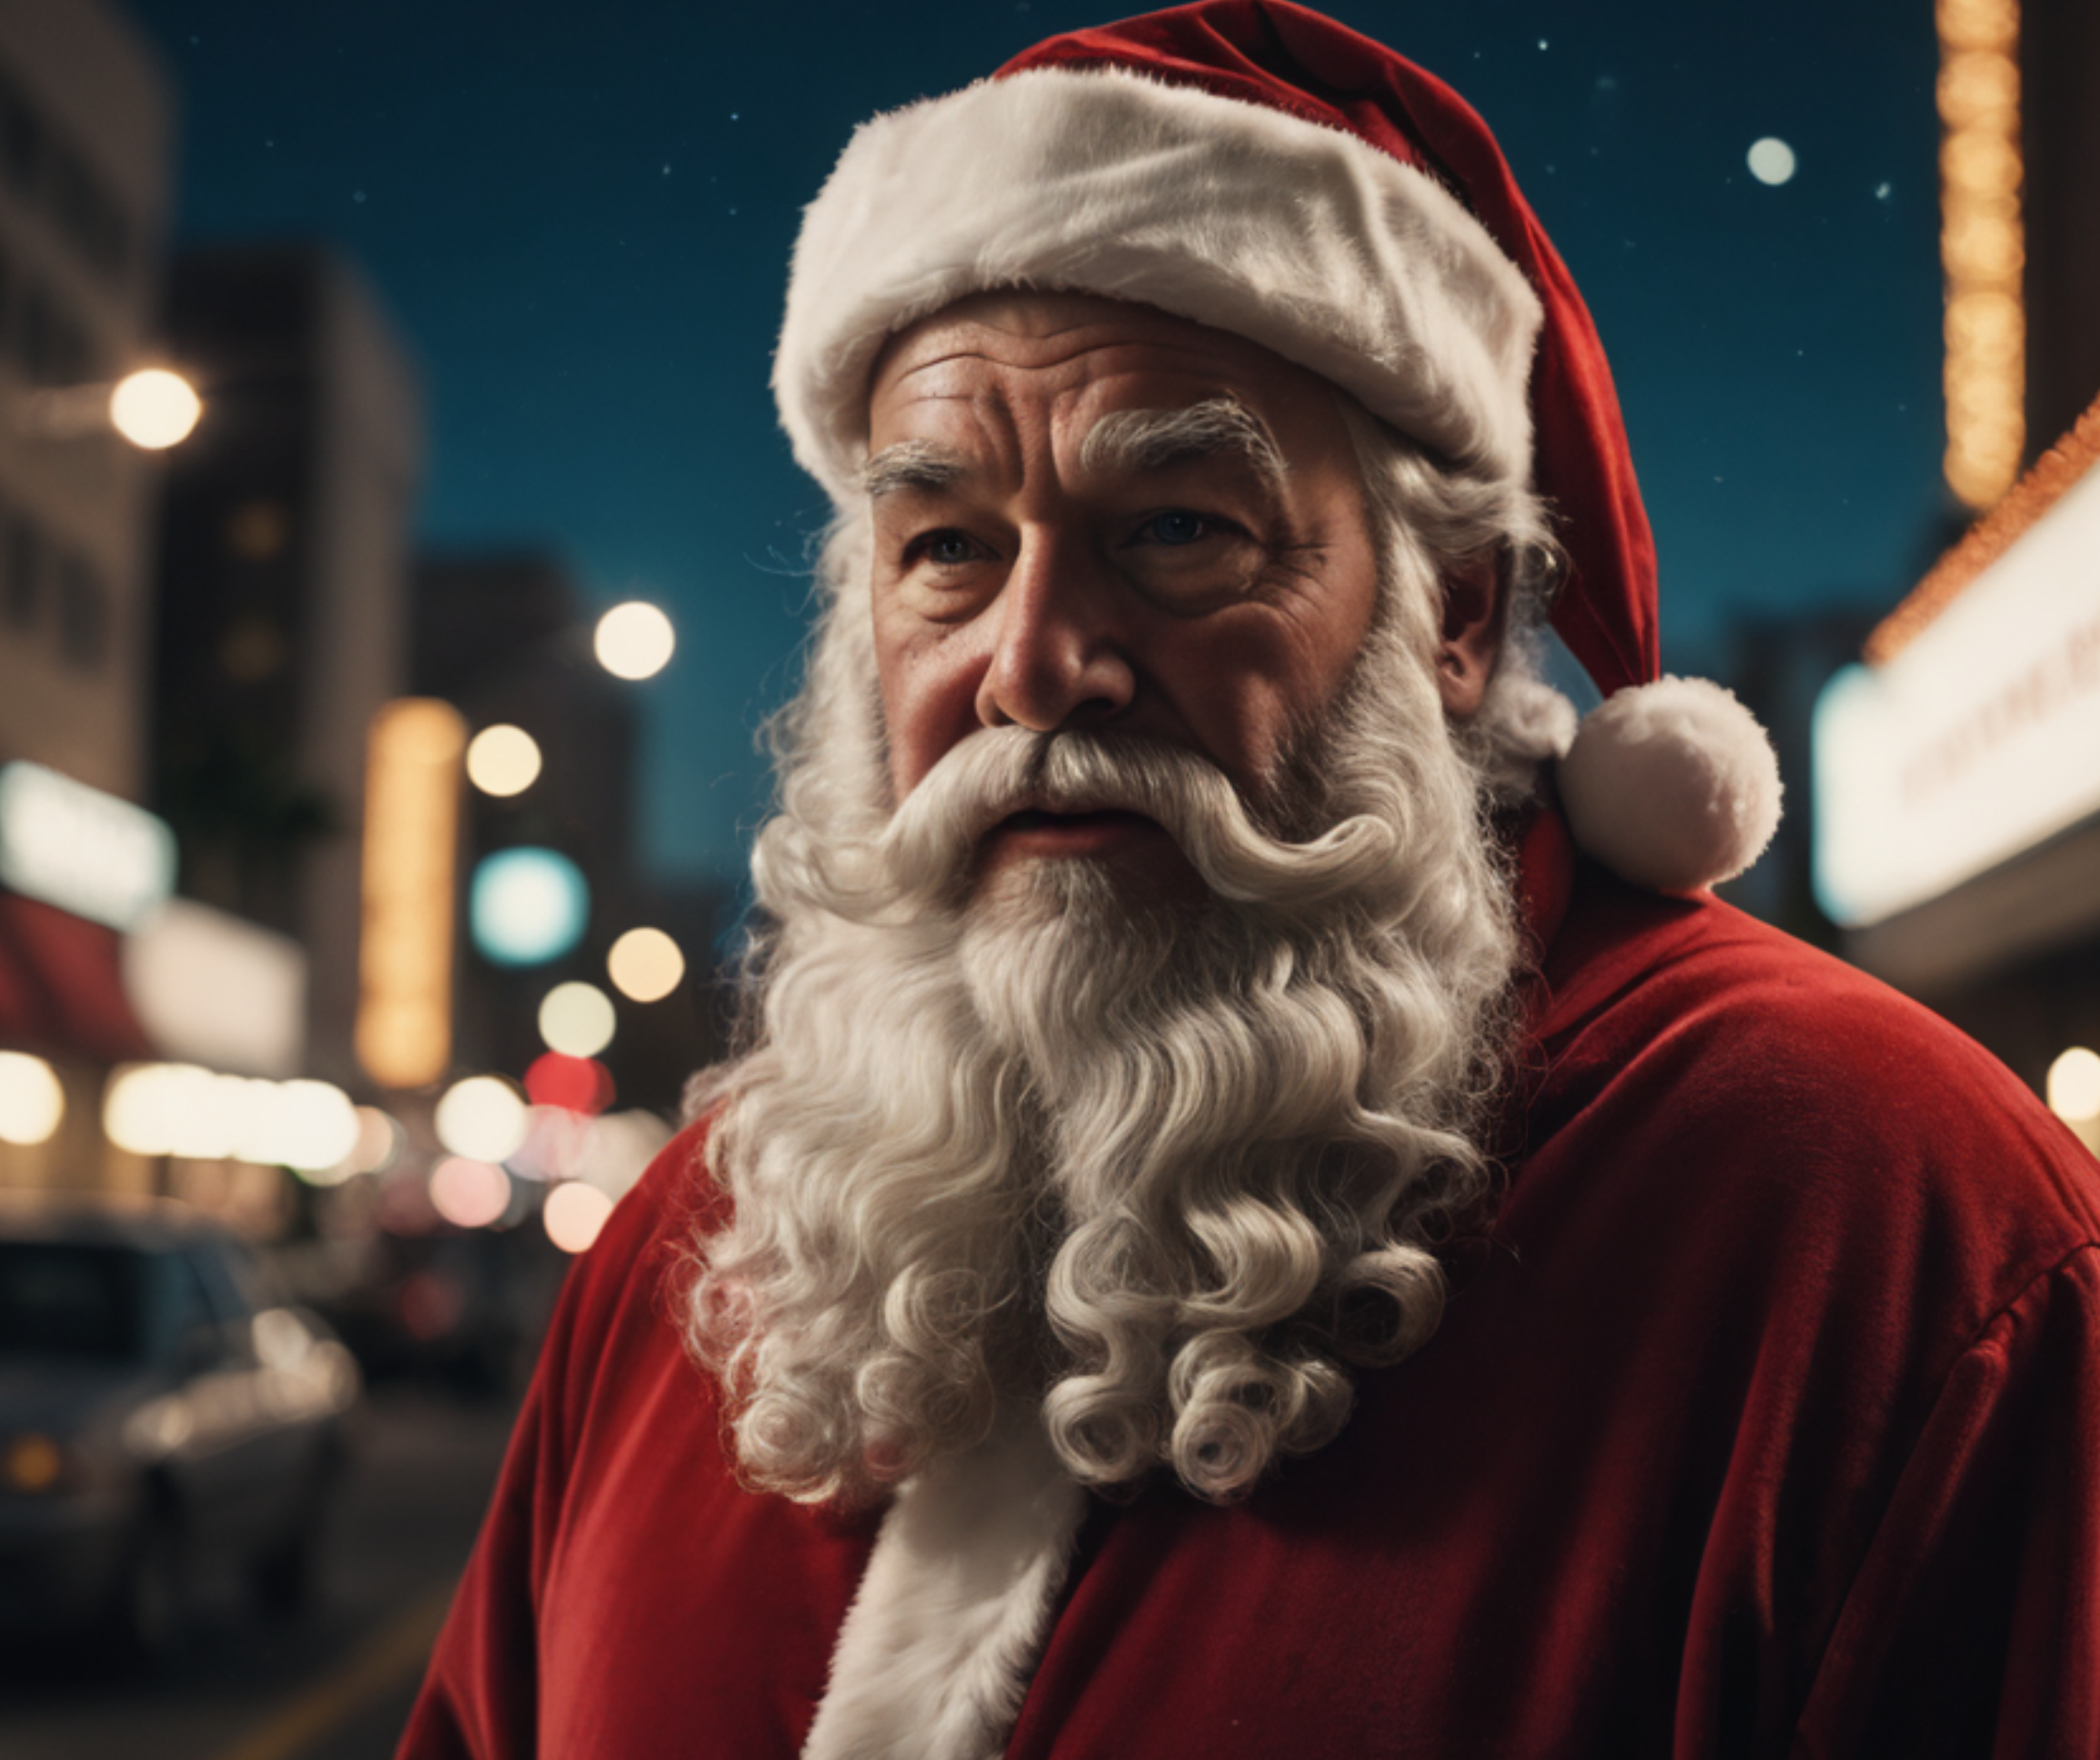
800,727 -> 1400,922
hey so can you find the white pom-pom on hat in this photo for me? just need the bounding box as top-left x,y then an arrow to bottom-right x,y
1557,677 -> 1783,894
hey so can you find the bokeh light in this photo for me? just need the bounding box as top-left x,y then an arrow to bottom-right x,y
524,1052 -> 615,1115
470,847 -> 590,966
350,1106 -> 404,1173
428,1156 -> 512,1228
2,1432 -> 63,1493
101,1064 -> 357,1168
433,1075 -> 529,1163
105,1064 -> 210,1157
465,724 -> 543,797
109,368 -> 202,449
574,1109 -> 673,1201
607,926 -> 685,1003
540,981 -> 616,1057
2048,1048 -> 2100,1123
0,1051 -> 64,1147
302,1103 -> 403,1188
1746,137 -> 1796,186
544,1179 -> 615,1253
237,1079 -> 361,1170
593,601 -> 675,681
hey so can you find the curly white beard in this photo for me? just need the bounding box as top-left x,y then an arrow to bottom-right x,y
685,511 -> 1559,1508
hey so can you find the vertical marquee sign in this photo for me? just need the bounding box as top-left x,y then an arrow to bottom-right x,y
1938,0 -> 2026,509
356,698 -> 467,1090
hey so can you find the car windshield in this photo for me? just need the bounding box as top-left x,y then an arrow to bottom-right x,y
0,1243 -> 147,1361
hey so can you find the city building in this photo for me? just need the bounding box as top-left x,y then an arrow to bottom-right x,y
1816,396 -> 2100,1143
152,244 -> 424,1092
1813,0 -> 2100,1152
0,0 -> 175,1192
0,0 -> 171,803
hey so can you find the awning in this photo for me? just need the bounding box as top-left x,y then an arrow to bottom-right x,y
0,891 -> 154,1065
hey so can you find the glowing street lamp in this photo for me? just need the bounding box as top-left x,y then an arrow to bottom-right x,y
109,368 -> 203,450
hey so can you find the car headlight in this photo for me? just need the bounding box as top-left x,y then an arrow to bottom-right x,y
1,1431 -> 67,1494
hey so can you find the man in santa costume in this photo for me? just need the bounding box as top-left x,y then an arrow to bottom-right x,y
400,5 -> 2100,1756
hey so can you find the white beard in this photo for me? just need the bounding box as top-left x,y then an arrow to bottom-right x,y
685,566 -> 1539,1507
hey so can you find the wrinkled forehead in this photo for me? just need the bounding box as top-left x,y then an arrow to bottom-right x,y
864,289 -> 1360,477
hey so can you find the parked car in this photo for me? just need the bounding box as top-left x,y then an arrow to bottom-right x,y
0,1195 -> 361,1661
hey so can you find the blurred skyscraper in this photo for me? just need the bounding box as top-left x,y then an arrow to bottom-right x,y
0,0 -> 170,802
0,0 -> 175,1191
151,244 -> 424,1089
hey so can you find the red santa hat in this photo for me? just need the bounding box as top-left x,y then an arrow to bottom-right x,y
773,0 -> 1780,894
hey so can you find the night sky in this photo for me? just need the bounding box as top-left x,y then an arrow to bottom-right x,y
122,0 -> 1953,890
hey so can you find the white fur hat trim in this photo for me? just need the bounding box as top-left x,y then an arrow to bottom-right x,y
776,65 -> 1544,507
1557,677 -> 1783,894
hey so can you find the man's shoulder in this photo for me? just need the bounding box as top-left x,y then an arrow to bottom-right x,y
1523,860 -> 2100,1318
1539,860 -> 2072,1140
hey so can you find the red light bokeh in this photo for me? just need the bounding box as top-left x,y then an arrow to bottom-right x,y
524,1051 -> 615,1115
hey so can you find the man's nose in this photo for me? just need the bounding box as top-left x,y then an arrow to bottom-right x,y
974,534 -> 1135,732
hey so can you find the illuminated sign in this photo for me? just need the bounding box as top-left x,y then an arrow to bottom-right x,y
1937,0 -> 2025,509
357,700 -> 466,1090
470,847 -> 589,966
124,898 -> 307,1078
1815,457 -> 2100,925
0,761 -> 177,930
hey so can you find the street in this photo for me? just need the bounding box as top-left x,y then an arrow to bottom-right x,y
0,1383 -> 518,1760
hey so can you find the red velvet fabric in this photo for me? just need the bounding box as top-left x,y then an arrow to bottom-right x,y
1002,1 -> 1660,697
400,821 -> 2100,1758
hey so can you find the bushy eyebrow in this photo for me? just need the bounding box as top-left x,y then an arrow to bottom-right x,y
1079,398 -> 1289,493
863,440 -> 969,502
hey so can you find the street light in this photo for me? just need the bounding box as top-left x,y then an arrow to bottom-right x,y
109,369 -> 203,449
12,366 -> 204,450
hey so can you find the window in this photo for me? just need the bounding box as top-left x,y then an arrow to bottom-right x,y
2,511 -> 41,631
189,1241 -> 262,1327
0,1243 -> 147,1361
46,141 -> 127,282
54,548 -> 107,671
150,1248 -> 221,1364
0,66 -> 42,207
0,59 -> 132,288
14,279 -> 92,387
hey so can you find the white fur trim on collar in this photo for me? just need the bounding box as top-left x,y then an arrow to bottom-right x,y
776,65 -> 1543,507
801,1419 -> 1088,1760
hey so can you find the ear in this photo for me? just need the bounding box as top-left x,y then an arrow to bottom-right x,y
1435,555 -> 1505,717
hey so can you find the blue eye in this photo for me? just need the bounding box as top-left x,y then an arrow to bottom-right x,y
916,531 -> 979,566
1142,511 -> 1210,547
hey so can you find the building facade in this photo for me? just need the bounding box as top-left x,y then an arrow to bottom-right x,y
1813,0 -> 2100,1152
0,0 -> 171,804
152,245 -> 424,1090
0,1 -> 177,1193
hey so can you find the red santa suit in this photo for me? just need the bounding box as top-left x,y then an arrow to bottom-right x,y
398,807 -> 2100,1759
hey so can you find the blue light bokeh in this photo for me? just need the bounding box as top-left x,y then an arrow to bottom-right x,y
470,847 -> 590,967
